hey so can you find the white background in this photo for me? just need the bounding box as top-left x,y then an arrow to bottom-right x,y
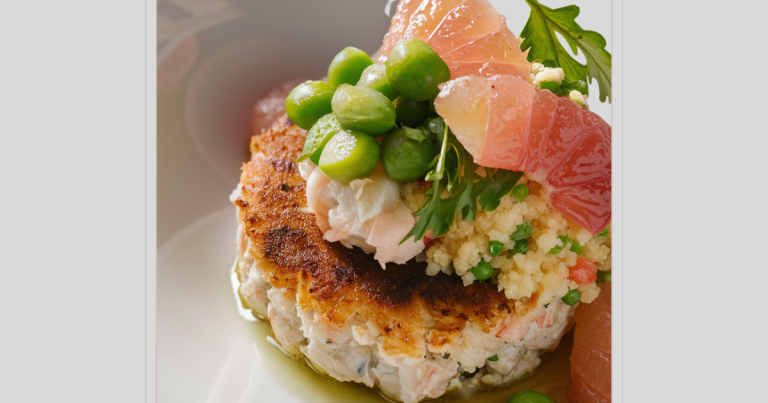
1,0 -> 766,402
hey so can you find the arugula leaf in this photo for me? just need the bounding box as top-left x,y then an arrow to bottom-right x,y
476,169 -> 524,212
403,128 -> 523,243
521,0 -> 612,102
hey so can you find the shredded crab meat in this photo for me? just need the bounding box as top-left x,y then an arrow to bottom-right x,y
300,160 -> 425,268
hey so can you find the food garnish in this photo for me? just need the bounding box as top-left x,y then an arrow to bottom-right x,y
561,289 -> 582,305
285,80 -> 334,130
521,0 -> 612,102
327,46 -> 374,88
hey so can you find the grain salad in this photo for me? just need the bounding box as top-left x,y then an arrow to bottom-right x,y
401,174 -> 611,306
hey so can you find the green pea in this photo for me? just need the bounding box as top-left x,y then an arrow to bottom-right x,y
471,260 -> 493,281
561,289 -> 582,306
385,39 -> 450,101
332,84 -> 396,136
509,239 -> 527,256
511,184 -> 529,202
297,113 -> 343,164
318,130 -> 380,185
327,47 -> 374,88
595,227 -> 609,238
548,235 -> 569,254
488,241 -> 504,257
394,96 -> 430,127
381,126 -> 435,182
488,354 -> 499,362
509,223 -> 532,241
285,81 -> 334,130
507,390 -> 554,403
539,81 -> 560,93
356,64 -> 398,101
596,270 -> 612,284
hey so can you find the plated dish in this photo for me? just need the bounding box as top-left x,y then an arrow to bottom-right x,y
228,1 -> 611,402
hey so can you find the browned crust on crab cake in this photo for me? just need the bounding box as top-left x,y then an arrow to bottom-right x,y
236,115 -> 537,357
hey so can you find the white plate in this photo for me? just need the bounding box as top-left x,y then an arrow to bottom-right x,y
157,1 -> 611,401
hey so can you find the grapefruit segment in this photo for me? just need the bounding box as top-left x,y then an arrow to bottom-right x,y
550,178 -> 611,233
426,0 -> 504,55
569,282 -> 612,403
483,75 -> 535,170
404,0 -> 465,43
435,74 -> 611,234
520,86 -> 560,172
379,0 -> 530,81
441,28 -> 531,80
533,97 -> 585,180
547,111 -> 611,188
432,76 -> 491,159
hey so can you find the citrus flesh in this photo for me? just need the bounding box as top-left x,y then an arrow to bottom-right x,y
569,282 -> 611,403
434,74 -> 611,234
379,0 -> 530,81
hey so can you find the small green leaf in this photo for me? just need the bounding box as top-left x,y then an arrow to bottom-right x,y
478,170 -> 524,212
548,235 -> 569,254
541,58 -> 558,68
488,354 -> 499,362
569,239 -> 584,255
400,126 -> 427,142
521,0 -> 611,102
297,113 -> 342,162
539,81 -> 561,93
509,239 -> 528,256
510,223 -> 533,241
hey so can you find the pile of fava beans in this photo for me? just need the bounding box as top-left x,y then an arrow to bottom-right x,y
287,39 -> 450,185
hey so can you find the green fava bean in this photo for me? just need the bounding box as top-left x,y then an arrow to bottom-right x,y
318,130 -> 380,185
385,39 -> 450,101
298,113 -> 342,164
356,64 -> 398,101
381,126 -> 435,182
507,390 -> 554,403
332,84 -> 396,136
394,96 -> 429,127
328,47 -> 374,88
285,80 -> 334,130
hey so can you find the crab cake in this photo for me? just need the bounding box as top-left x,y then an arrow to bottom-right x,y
231,116 -> 575,403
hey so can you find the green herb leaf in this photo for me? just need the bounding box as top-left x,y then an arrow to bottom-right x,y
521,0 -> 612,102
510,223 -> 533,241
400,126 -> 427,142
509,239 -> 528,256
569,239 -> 584,255
541,58 -> 558,68
595,227 -> 609,238
548,235 -> 569,254
477,170 -> 524,212
488,354 -> 499,362
403,128 -> 523,243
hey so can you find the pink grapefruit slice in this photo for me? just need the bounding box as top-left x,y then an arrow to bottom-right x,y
569,281 -> 612,403
434,74 -> 611,234
379,0 -> 530,81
